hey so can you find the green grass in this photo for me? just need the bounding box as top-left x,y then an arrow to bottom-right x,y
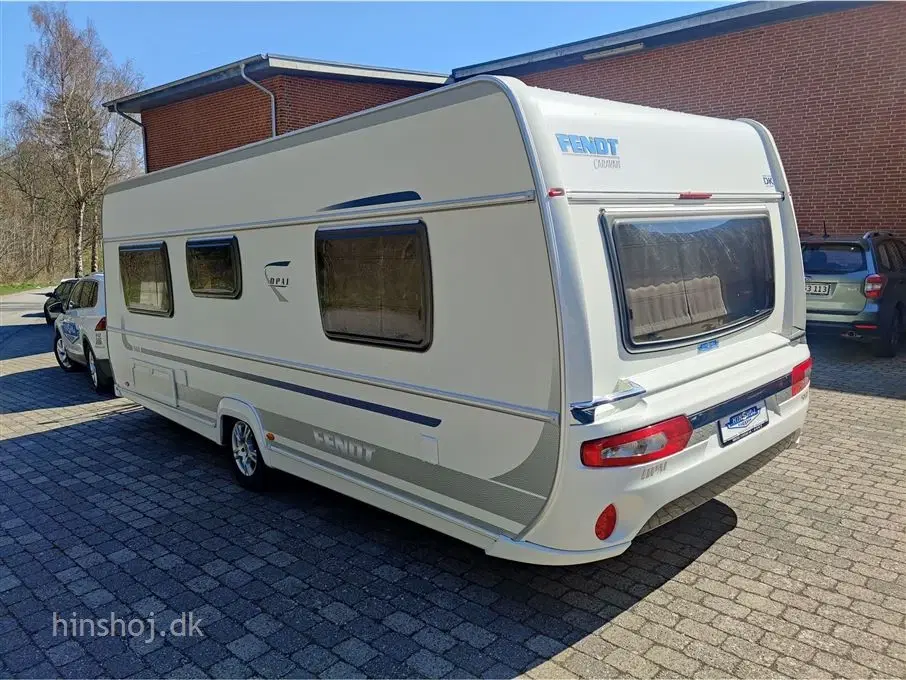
0,281 -> 55,296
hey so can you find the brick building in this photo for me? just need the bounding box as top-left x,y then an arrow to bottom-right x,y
105,1 -> 905,237
105,55 -> 448,173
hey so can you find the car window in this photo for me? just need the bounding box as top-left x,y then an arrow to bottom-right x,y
67,282 -> 85,309
877,242 -> 899,273
802,244 -> 867,274
82,281 -> 98,308
894,240 -> 906,271
887,241 -> 906,272
875,244 -> 891,272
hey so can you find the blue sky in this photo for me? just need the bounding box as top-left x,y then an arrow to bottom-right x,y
2,1 -> 732,116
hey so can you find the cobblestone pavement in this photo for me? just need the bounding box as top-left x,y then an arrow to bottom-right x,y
1,289 -> 905,679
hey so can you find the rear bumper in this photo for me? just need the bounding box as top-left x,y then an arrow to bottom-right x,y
505,348 -> 811,564
487,426 -> 801,566
806,304 -> 880,339
806,317 -> 881,339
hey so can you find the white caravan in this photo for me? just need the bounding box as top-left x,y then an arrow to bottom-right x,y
102,76 -> 811,565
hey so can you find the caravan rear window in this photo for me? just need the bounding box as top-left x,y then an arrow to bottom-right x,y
315,222 -> 432,350
119,242 -> 173,317
608,215 -> 775,346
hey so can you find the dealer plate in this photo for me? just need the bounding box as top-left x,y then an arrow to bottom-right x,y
718,400 -> 769,445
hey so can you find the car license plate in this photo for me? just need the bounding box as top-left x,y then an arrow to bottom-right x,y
718,400 -> 769,445
805,282 -> 831,295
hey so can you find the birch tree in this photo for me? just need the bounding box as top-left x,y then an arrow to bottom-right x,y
2,3 -> 142,279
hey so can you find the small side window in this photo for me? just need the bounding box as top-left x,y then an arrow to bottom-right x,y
83,282 -> 99,308
119,242 -> 174,317
895,240 -> 906,271
67,282 -> 85,310
315,222 -> 432,350
186,236 -> 242,298
876,242 -> 896,273
886,241 -> 905,272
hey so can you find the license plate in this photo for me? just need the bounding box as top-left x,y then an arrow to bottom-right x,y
718,400 -> 769,445
805,282 -> 831,296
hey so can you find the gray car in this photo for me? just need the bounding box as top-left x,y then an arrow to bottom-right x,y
802,231 -> 906,357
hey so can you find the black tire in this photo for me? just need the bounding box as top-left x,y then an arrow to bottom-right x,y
229,419 -> 269,490
872,310 -> 902,358
53,331 -> 80,372
85,344 -> 113,394
44,307 -> 53,325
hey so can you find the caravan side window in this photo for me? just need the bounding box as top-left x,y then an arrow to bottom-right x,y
119,242 -> 174,317
315,222 -> 432,351
186,236 -> 242,298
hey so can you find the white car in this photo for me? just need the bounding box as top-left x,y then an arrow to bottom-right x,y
53,273 -> 113,393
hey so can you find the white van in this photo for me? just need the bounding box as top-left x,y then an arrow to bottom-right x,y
101,76 -> 811,566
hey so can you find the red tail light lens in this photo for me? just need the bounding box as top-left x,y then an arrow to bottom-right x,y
581,415 -> 693,467
864,274 -> 887,300
95,317 -> 107,331
595,504 -> 617,540
791,356 -> 812,396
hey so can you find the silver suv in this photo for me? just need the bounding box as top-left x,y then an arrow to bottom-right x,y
802,231 -> 906,357
53,273 -> 113,392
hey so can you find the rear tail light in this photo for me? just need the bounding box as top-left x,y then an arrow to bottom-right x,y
581,415 -> 693,467
863,274 -> 887,300
95,317 -> 107,331
791,356 -> 812,396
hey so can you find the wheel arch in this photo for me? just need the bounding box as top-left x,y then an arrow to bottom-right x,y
216,397 -> 272,464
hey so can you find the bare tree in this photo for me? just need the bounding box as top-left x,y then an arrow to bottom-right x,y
2,3 -> 142,280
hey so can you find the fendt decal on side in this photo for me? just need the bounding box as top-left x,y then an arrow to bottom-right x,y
555,133 -> 621,169
312,428 -> 376,464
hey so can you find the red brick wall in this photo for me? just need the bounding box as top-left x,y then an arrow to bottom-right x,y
270,75 -> 430,135
520,3 -> 906,238
142,76 -> 432,172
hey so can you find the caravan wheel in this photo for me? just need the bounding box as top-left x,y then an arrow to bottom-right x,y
230,420 -> 268,490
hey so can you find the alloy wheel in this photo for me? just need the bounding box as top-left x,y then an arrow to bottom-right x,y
231,421 -> 259,477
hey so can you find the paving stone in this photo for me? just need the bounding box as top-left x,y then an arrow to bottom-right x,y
408,649 -> 455,678
1,306 -> 905,680
226,633 -> 270,661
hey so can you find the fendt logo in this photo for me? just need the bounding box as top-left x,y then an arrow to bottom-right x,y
555,133 -> 619,157
313,429 -> 375,464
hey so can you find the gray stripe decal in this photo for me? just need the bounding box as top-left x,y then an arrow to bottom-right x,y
175,384 -> 221,413
140,347 -> 441,427
260,411 -> 545,527
490,422 -> 560,498
268,440 -> 511,538
490,357 -> 561,497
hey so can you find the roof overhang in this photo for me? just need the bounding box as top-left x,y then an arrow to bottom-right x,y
452,0 -> 874,80
104,54 -> 450,114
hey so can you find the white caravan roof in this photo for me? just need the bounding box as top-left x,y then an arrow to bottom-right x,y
104,76 -> 780,241
518,83 -> 778,198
